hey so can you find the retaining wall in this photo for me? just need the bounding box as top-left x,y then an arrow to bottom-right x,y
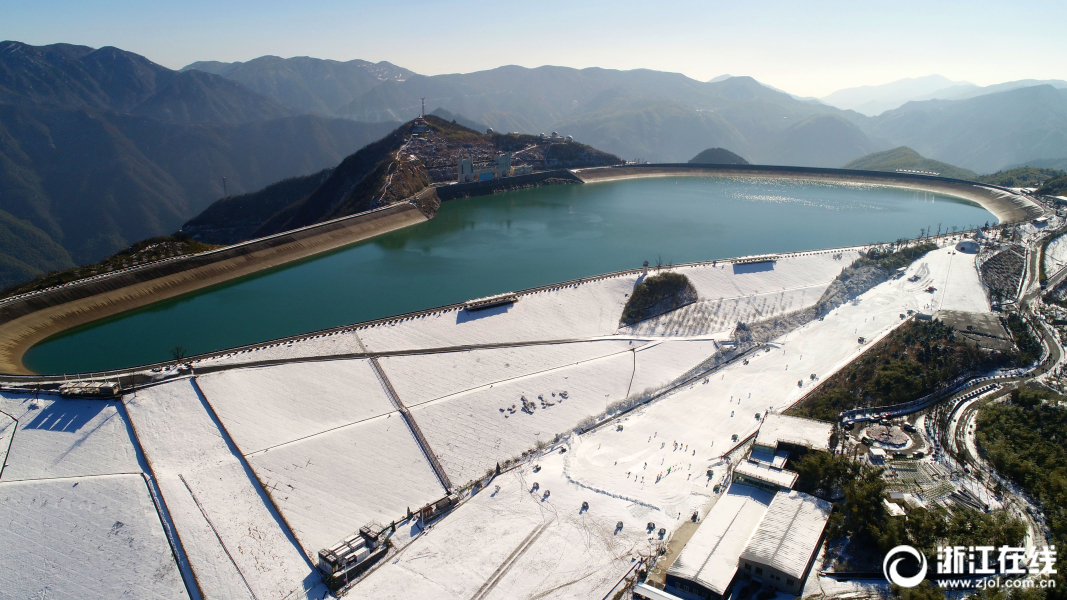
573,164 -> 1043,224
0,202 -> 430,374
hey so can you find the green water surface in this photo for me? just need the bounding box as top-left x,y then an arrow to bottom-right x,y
24,177 -> 995,374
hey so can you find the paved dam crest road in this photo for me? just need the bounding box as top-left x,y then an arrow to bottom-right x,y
21,174 -> 1005,375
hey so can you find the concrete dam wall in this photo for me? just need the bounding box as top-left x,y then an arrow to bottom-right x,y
573,164 -> 1042,224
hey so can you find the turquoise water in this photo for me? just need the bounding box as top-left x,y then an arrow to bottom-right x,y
24,177 -> 995,374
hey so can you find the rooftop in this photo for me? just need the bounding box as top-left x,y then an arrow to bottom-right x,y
667,485 -> 774,595
754,413 -> 834,452
734,459 -> 799,490
738,490 -> 832,579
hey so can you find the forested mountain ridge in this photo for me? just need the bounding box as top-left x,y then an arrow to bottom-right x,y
0,41 -> 398,288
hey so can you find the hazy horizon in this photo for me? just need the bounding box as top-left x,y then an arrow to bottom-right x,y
4,0 -> 1065,98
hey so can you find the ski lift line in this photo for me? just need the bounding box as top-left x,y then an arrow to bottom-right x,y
140,472 -> 203,600
369,357 -> 452,491
178,473 -> 258,600
0,407 -> 18,481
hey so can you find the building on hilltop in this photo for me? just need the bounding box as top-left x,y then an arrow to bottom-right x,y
457,152 -> 532,183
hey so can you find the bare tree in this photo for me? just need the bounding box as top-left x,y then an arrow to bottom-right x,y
170,345 -> 187,361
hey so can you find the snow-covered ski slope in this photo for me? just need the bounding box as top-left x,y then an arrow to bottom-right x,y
351,245 -> 988,599
0,474 -> 189,600
0,392 -> 191,599
126,380 -> 325,600
1,243 -> 991,600
353,450 -> 657,600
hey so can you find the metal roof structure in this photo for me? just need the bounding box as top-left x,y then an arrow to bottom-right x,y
738,490 -> 832,580
667,485 -> 774,595
754,413 -> 833,452
734,459 -> 798,490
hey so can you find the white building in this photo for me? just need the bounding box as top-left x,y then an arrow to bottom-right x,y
732,459 -> 798,493
457,152 -> 525,183
667,487 -> 831,599
667,485 -> 775,599
738,491 -> 833,595
753,413 -> 834,455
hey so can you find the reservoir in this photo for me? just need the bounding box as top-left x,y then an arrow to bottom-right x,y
24,176 -> 995,374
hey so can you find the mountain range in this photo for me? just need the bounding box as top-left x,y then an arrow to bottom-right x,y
2,39 -> 1067,289
821,74 -> 1067,116
184,56 -> 1067,174
0,41 -> 396,287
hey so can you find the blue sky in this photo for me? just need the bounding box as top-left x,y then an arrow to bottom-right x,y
3,0 -> 1065,97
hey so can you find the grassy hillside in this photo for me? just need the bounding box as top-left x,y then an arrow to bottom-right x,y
180,170 -> 333,244
688,147 -> 748,164
0,209 -> 75,289
843,146 -> 978,180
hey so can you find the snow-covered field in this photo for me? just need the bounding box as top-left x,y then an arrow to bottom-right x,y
411,351 -> 636,485
0,394 -> 142,481
126,379 -> 323,600
0,474 -> 188,599
352,450 -> 659,600
245,411 -> 446,557
349,244 -> 987,599
1045,233 -> 1067,278
195,359 -> 395,453
378,340 -> 634,407
565,246 -> 986,520
628,340 -> 723,397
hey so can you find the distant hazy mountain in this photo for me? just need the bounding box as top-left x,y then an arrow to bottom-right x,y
182,55 -> 415,115
428,108 -> 489,133
820,75 -> 970,116
0,41 -> 293,124
689,147 -> 748,164
863,85 -> 1067,173
0,41 -> 398,286
334,66 -> 882,164
1006,157 -> 1067,171
916,79 -> 1067,103
843,147 -> 977,180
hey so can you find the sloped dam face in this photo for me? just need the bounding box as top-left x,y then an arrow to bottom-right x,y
24,176 -> 994,374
